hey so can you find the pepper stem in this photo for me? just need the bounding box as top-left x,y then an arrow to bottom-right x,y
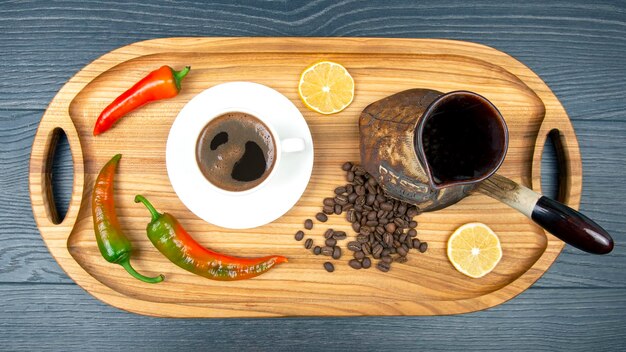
119,257 -> 164,284
134,195 -> 161,222
172,66 -> 190,91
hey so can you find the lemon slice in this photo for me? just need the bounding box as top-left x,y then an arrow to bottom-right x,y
298,61 -> 354,114
447,222 -> 502,278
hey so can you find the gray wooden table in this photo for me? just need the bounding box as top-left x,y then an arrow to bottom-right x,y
1,1 -> 624,350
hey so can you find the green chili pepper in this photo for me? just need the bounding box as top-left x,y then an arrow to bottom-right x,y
92,155 -> 164,283
134,195 -> 287,281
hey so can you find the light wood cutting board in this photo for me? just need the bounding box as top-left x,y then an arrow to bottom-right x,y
29,37 -> 580,317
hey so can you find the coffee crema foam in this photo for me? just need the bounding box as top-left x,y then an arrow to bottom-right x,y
196,112 -> 276,192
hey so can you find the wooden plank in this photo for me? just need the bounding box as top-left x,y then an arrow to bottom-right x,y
0,284 -> 625,351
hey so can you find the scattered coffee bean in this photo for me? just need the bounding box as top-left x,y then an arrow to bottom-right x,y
409,220 -> 418,228
323,198 -> 335,206
324,228 -> 334,239
412,238 -> 421,249
396,256 -> 408,264
295,230 -> 304,241
333,231 -> 347,240
362,257 -> 372,269
349,259 -> 362,269
335,186 -> 346,195
332,246 -> 342,259
381,255 -> 393,264
316,212 -> 328,222
333,204 -> 342,215
347,241 -> 361,252
323,205 -> 334,214
304,238 -> 313,249
313,246 -> 321,255
325,238 -> 337,247
376,261 -> 390,272
324,262 -> 335,272
385,223 -> 396,233
304,219 -> 313,230
352,222 -> 361,232
419,242 -> 428,253
408,229 -> 417,237
346,184 -> 354,194
342,162 -> 353,171
354,250 -> 365,260
321,246 -> 334,256
335,195 -> 349,205
397,245 -> 408,257
347,171 -> 355,182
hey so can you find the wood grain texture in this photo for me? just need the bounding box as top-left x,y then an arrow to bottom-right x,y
28,37 -> 582,317
1,284 -> 625,351
1,0 -> 625,348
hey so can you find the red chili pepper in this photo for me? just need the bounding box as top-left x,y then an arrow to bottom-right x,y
92,155 -> 164,283
93,65 -> 190,136
134,195 -> 288,281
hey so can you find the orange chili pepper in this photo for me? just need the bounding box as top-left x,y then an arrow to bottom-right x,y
93,65 -> 190,135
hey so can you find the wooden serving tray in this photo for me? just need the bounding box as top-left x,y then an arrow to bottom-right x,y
30,38 -> 581,317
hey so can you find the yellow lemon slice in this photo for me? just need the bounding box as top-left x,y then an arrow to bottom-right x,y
298,61 -> 354,114
447,222 -> 502,278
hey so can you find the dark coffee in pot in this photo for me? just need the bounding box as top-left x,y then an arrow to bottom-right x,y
196,112 -> 276,192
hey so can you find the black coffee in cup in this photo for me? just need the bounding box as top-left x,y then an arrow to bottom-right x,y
196,112 -> 276,192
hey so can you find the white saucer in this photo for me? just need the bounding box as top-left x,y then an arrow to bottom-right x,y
166,82 -> 314,229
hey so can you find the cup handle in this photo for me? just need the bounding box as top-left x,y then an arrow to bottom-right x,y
281,138 -> 305,153
477,173 -> 613,254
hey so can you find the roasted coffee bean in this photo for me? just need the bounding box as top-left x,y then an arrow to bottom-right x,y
321,246 -> 334,256
325,238 -> 337,247
304,238 -> 313,249
397,204 -> 407,215
346,209 -> 356,223
352,222 -> 361,232
366,194 -> 376,206
295,230 -> 304,241
408,229 -> 418,237
366,185 -> 377,194
365,220 -> 378,227
355,185 -> 366,196
304,219 -> 313,230
361,242 -> 372,255
348,259 -> 362,269
376,261 -> 390,272
357,234 -> 369,243
376,194 -> 386,203
399,233 -> 408,243
323,205 -> 334,215
375,226 -> 385,235
354,176 -> 364,185
367,177 -> 377,187
332,246 -> 342,259
342,203 -> 353,212
378,217 -> 388,226
353,167 -> 366,176
346,184 -> 354,194
347,241 -> 361,252
335,195 -> 349,205
383,233 -> 393,247
412,238 -> 421,249
333,231 -> 347,240
367,211 -> 377,221
334,204 -> 342,215
355,211 -> 363,221
363,205 -> 373,211
354,204 -> 363,212
384,223 -> 396,233
381,255 -> 393,264
374,232 -> 382,242
393,218 -> 406,228
397,245 -> 408,257
313,246 -> 321,255
409,220 -> 418,228
323,197 -> 335,206
419,242 -> 428,253
356,195 -> 366,206
348,193 -> 358,203
324,262 -> 335,272
324,228 -> 334,239
396,256 -> 408,264
362,257 -> 372,269
342,162 -> 353,171
316,212 -> 328,222
380,202 -> 393,211
393,240 -> 401,248
347,171 -> 355,182
377,209 -> 386,218
372,244 -> 383,257
381,248 -> 391,257
334,186 -> 347,195
407,207 -> 420,218
354,250 -> 365,260
360,226 -> 372,236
